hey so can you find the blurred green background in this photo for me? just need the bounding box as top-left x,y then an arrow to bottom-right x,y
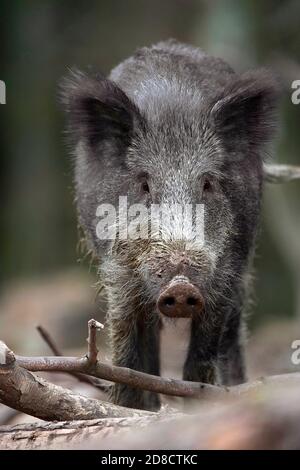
0,0 -> 299,335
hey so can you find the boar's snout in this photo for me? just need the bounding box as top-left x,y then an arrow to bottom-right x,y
157,279 -> 204,318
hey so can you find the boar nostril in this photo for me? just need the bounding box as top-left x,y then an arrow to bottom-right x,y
164,296 -> 175,307
186,296 -> 197,306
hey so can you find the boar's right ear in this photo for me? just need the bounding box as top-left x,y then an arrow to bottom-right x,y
60,69 -> 144,152
210,69 -> 280,155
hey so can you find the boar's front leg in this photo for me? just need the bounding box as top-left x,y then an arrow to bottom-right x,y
218,313 -> 246,385
183,317 -> 220,384
108,307 -> 161,411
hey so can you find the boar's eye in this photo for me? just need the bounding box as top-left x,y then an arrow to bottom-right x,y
141,181 -> 150,193
138,173 -> 150,194
203,179 -> 211,192
202,177 -> 213,194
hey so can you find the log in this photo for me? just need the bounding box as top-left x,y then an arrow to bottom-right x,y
0,415 -> 169,450
1,385 -> 300,450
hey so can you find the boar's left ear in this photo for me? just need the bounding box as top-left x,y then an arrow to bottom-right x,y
211,69 -> 280,155
60,69 -> 145,152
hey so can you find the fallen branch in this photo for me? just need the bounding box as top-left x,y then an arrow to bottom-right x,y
4,322 -> 300,401
17,354 -> 225,398
264,164 -> 300,183
0,341 -> 152,421
22,321 -> 226,399
15,353 -> 300,398
2,316 -> 300,425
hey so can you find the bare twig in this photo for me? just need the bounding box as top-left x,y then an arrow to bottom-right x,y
36,324 -> 110,392
264,164 -> 300,183
37,325 -> 62,356
87,319 -> 103,364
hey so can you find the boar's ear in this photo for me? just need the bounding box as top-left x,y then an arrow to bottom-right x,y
60,69 -> 144,151
211,70 -> 280,155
